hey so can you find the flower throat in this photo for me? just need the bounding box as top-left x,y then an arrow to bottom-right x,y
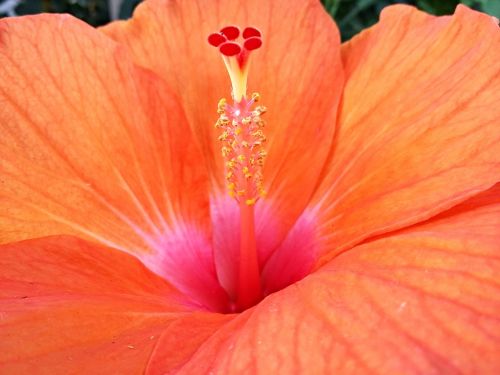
209,26 -> 266,311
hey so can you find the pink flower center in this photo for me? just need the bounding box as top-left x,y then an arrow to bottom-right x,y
141,26 -> 318,314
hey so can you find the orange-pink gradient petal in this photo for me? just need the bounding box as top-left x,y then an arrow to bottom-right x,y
2,187 -> 499,373
167,185 -> 500,374
0,15 -> 208,256
0,236 -> 193,373
311,5 -> 500,264
101,0 -> 344,241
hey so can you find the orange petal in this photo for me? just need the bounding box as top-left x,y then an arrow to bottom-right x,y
101,0 -> 344,238
0,236 -> 192,373
144,313 -> 231,374
311,5 -> 500,263
168,185 -> 500,374
0,15 -> 231,310
0,15 -> 210,259
3,188 -> 498,373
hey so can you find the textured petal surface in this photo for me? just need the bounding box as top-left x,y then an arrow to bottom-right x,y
2,194 -> 498,374
0,15 -> 228,309
0,14 -> 208,249
311,5 -> 500,263
0,236 -> 198,374
167,185 -> 500,374
102,0 -> 344,238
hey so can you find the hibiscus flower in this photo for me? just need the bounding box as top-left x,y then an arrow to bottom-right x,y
1,0 -> 499,373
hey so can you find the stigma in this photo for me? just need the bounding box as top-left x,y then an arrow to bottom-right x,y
208,26 -> 262,101
209,26 -> 267,205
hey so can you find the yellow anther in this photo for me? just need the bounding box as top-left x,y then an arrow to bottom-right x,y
217,98 -> 227,114
218,132 -> 228,141
251,129 -> 267,142
214,91 -> 267,204
251,130 -> 264,138
216,115 -> 229,127
256,105 -> 267,114
245,198 -> 256,206
251,117 -> 265,128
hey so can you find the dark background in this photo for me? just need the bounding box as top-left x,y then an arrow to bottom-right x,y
0,0 -> 498,40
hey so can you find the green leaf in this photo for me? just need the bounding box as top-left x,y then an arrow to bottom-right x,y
416,0 -> 457,15
119,0 -> 141,19
481,0 -> 500,18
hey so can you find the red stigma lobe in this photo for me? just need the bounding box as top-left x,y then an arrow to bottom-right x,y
244,37 -> 262,51
220,42 -> 242,56
220,25 -> 240,40
208,33 -> 227,47
242,27 -> 261,39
